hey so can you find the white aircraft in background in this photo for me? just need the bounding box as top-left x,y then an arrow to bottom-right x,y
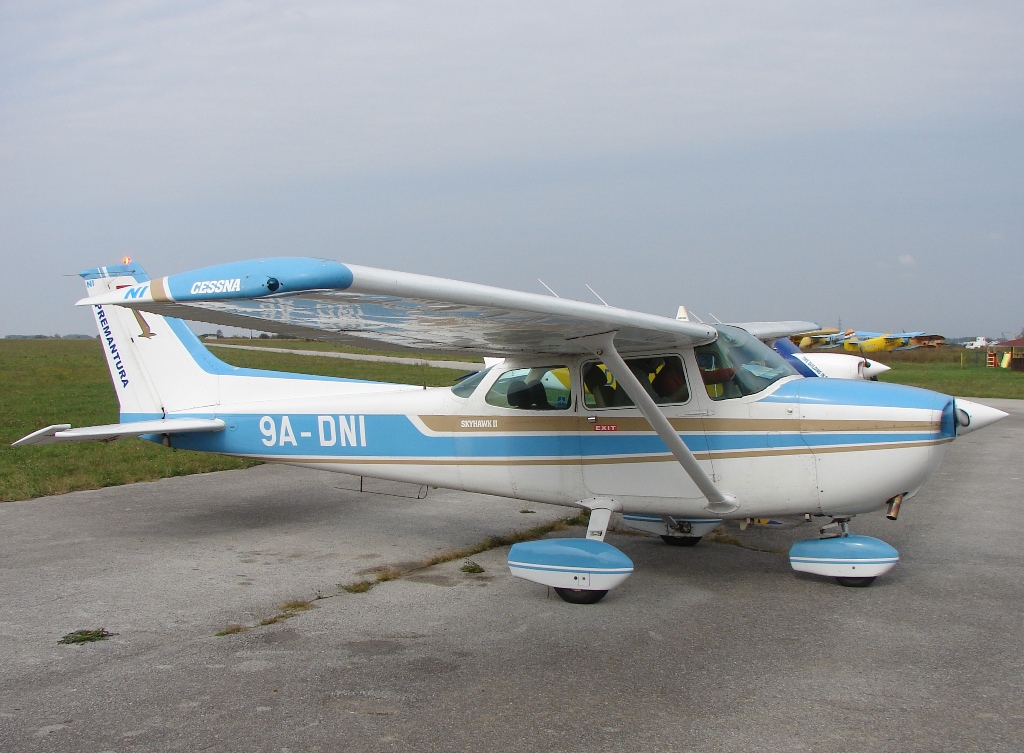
771,337 -> 890,380
15,258 -> 1006,604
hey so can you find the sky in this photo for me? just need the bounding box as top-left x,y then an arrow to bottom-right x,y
2,1 -> 1022,339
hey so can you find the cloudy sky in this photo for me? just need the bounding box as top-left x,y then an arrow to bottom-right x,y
2,1 -> 1022,338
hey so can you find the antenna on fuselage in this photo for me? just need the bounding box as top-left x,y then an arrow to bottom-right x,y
708,313 -> 723,323
584,284 -> 610,307
676,304 -> 704,323
538,279 -> 561,298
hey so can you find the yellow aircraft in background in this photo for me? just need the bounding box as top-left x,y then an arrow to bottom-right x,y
794,328 -> 846,350
842,332 -> 945,353
795,329 -> 944,353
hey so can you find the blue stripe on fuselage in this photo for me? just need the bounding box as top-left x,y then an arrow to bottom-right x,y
146,412 -> 942,461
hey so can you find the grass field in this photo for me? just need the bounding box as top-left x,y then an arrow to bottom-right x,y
0,339 -> 464,502
870,348 -> 1024,399
2,339 -> 1020,502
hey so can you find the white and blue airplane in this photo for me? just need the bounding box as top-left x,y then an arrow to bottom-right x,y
14,258 -> 1007,604
771,337 -> 891,380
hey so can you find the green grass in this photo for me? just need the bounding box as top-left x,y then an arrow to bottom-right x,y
212,345 -> 466,387
872,348 -> 1024,399
0,339 -> 464,502
0,340 -> 260,501
879,363 -> 1024,398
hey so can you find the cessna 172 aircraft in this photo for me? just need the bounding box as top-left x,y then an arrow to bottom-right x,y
15,258 -> 1007,604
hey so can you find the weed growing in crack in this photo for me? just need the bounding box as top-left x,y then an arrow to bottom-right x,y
58,628 -> 116,644
214,624 -> 248,636
373,567 -> 402,582
419,514 -> 586,569
279,600 -> 316,612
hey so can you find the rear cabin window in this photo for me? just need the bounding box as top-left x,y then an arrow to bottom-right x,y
485,367 -> 572,410
582,355 -> 689,408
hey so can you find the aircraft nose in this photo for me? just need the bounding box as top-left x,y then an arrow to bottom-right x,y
860,359 -> 890,379
954,399 -> 1009,435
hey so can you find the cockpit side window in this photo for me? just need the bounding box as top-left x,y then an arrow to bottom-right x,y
695,325 -> 799,400
582,355 -> 689,408
485,367 -> 572,410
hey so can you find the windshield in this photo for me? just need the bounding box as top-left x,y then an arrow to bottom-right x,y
694,325 -> 798,400
450,367 -> 491,398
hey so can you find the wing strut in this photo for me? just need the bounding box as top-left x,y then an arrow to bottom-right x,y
581,332 -> 739,515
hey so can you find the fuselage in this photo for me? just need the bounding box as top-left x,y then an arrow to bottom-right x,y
158,348 -> 955,520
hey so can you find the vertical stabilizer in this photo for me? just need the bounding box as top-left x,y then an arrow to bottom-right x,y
80,262 -> 220,418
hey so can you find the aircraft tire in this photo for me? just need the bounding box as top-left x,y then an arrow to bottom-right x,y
835,576 -> 876,588
554,588 -> 608,605
660,535 -> 702,547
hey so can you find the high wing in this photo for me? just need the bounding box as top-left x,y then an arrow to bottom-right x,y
728,321 -> 820,341
79,257 -> 812,357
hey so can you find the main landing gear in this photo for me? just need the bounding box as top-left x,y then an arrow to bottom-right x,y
553,587 -> 609,604
788,517 -> 900,587
507,501 -> 634,604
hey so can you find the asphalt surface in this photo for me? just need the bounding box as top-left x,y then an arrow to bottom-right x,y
1,399 -> 1021,753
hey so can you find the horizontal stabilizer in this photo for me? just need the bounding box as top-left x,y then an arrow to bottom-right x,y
12,418 -> 226,447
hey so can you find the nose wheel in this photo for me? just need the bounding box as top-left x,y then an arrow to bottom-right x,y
660,534 -> 702,546
789,517 -> 899,587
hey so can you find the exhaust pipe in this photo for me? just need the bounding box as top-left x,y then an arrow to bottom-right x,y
886,493 -> 905,521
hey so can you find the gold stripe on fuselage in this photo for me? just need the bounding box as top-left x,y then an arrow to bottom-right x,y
417,415 -> 940,435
